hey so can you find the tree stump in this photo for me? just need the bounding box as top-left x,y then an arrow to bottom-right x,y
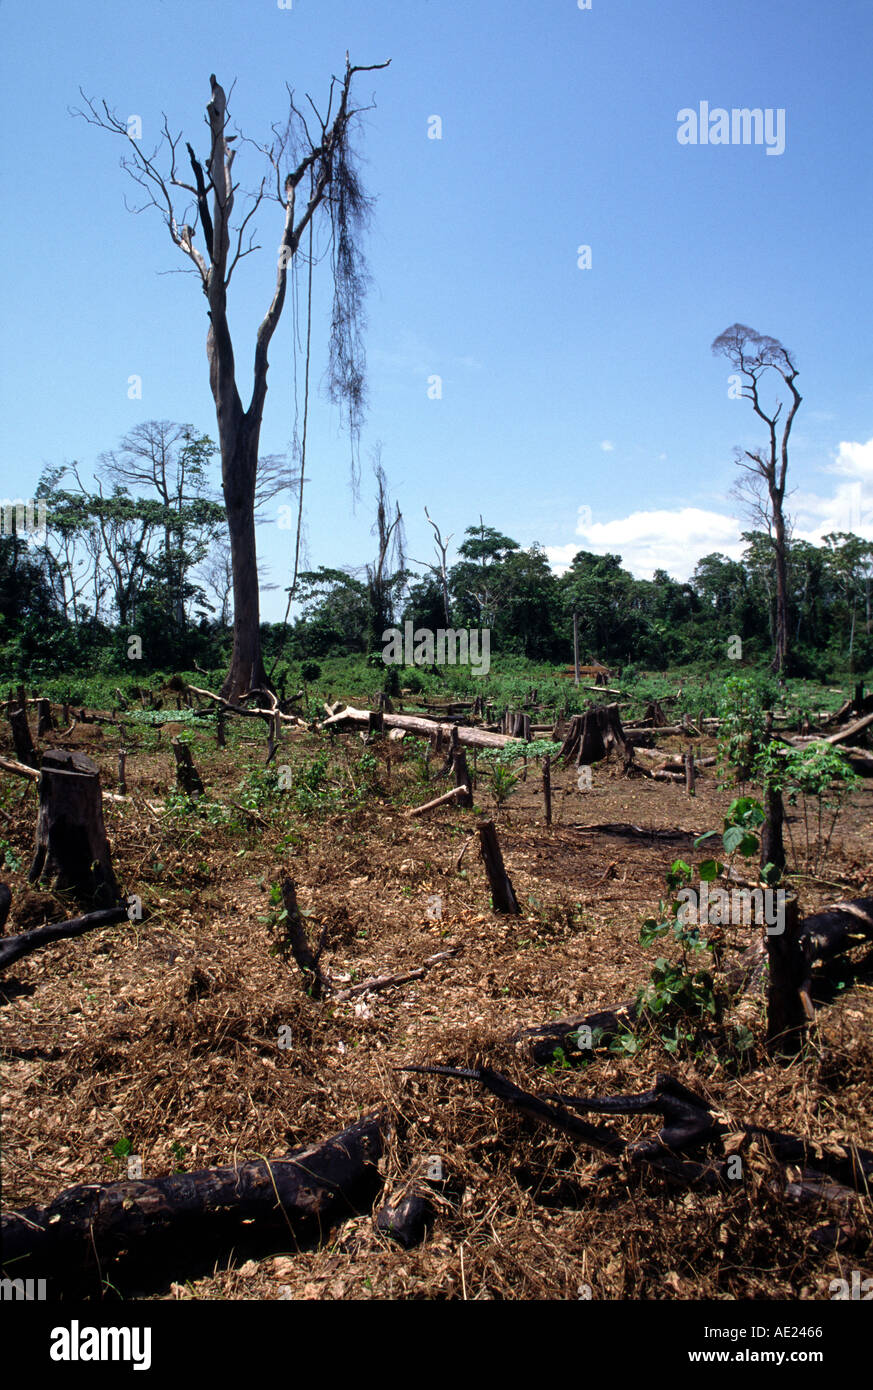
560,703 -> 631,769
542,755 -> 552,826
117,750 -> 128,796
172,739 -> 204,796
36,699 -> 54,737
28,750 -> 121,907
478,819 -> 520,914
9,708 -> 36,768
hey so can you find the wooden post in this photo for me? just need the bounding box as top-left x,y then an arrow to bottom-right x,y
9,708 -> 37,768
684,746 -> 695,797
61,703 -> 70,726
573,613 -> 580,687
37,699 -> 54,737
766,896 -> 808,1054
543,755 -> 552,827
216,705 -> 226,748
172,739 -> 204,796
117,750 -> 128,796
521,713 -> 531,742
28,750 -> 121,907
477,819 -> 520,914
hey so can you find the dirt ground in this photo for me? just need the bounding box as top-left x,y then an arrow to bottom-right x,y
1,711 -> 872,1301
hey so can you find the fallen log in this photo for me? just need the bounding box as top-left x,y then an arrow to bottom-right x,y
403,1067 -> 873,1193
0,902 -> 129,971
407,784 -> 470,817
321,704 -> 515,750
824,708 -> 873,745
0,1114 -> 384,1296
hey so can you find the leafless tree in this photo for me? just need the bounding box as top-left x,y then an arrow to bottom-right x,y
366,450 -> 405,647
410,508 -> 453,625
712,324 -> 801,673
75,58 -> 389,698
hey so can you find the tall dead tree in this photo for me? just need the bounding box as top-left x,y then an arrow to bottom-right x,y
77,58 -> 390,700
712,324 -> 801,674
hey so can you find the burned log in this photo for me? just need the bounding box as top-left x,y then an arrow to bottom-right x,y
28,750 -> 121,907
0,902 -> 129,972
1,1115 -> 384,1296
403,1066 -> 873,1194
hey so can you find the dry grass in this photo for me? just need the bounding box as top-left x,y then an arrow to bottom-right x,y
1,709 -> 871,1300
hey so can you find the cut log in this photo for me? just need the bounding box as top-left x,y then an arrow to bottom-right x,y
0,1114 -> 384,1296
478,819 -> 520,914
28,750 -> 121,907
0,903 -> 129,972
824,708 -> 873,746
320,704 -> 514,751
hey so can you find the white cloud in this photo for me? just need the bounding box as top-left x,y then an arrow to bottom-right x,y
600,440 -> 615,452
827,437 -> 873,480
544,438 -> 873,582
545,506 -> 744,580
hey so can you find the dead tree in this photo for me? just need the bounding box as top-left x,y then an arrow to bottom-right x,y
77,59 -> 390,701
712,325 -> 801,674
478,819 -> 520,914
28,750 -> 121,907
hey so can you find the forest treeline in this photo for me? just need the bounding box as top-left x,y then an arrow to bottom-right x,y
2,423 -> 871,683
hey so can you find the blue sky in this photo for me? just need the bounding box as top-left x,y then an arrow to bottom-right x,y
2,0 -> 872,620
